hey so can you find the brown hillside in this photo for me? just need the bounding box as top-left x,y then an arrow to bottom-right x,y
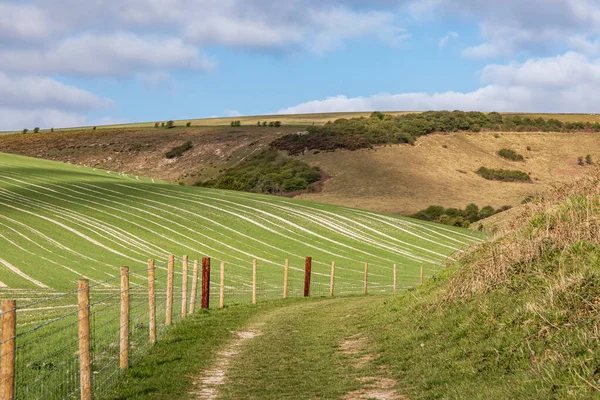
1,127 -> 598,215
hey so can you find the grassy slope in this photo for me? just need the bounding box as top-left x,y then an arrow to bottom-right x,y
0,153 -> 481,297
109,170 -> 600,400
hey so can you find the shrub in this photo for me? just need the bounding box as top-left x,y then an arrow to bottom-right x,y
262,121 -> 268,127
578,156 -> 585,166
33,127 -> 40,133
230,120 -> 241,127
498,148 -> 524,161
274,121 -> 282,127
22,128 -> 28,134
186,122 -> 191,127
197,149 -> 321,194
50,128 -> 54,133
165,141 -> 193,158
527,146 -> 532,151
257,121 -> 261,126
166,120 -> 175,129
161,122 -> 165,127
92,126 -> 96,131
268,121 -> 275,127
476,167 -> 532,182
155,122 -> 159,128
585,154 -> 593,165
412,203 -> 511,226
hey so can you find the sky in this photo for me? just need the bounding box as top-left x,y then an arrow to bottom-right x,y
2,0 -> 600,130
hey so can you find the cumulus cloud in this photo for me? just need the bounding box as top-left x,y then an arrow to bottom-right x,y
279,51 -> 600,114
0,73 -> 112,131
412,0 -> 600,58
0,33 -> 214,77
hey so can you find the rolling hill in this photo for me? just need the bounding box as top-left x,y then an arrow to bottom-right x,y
0,153 -> 482,297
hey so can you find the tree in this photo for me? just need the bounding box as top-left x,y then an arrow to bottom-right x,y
257,121 -> 261,126
274,121 -> 282,127
166,120 -> 175,129
22,128 -> 28,134
50,128 -> 54,132
161,122 -> 165,127
268,121 -> 275,127
154,122 -> 159,128
33,127 -> 40,133
92,126 -> 96,131
262,121 -> 268,127
186,122 -> 191,127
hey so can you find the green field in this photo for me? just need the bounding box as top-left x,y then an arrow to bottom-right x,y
0,152 -> 483,298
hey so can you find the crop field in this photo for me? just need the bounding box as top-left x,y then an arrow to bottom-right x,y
0,152 -> 483,297
0,152 -> 484,398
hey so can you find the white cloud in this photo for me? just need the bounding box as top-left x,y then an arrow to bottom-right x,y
279,51 -> 600,114
0,73 -> 110,110
0,73 -> 112,131
0,108 -> 88,131
0,33 -> 214,77
439,31 -> 458,48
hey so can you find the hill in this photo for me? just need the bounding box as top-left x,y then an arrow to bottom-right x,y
1,113 -> 598,216
0,153 -> 481,297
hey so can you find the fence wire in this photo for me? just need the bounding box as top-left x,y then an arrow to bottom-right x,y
0,255 -> 436,399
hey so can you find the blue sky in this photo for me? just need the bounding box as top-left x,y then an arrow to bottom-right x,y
2,0 -> 600,130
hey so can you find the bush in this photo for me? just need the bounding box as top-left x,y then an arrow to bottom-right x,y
161,122 -> 165,127
274,121 -> 282,127
186,122 -> 191,127
578,156 -> 585,166
22,128 -> 28,134
497,148 -> 524,161
257,121 -> 261,126
230,120 -> 241,127
412,203 -> 511,226
166,120 -> 175,129
197,149 -> 321,194
92,126 -> 96,131
585,154 -> 593,165
33,127 -> 40,133
476,167 -> 532,182
262,121 -> 268,127
165,141 -> 193,158
155,122 -> 159,128
50,128 -> 54,133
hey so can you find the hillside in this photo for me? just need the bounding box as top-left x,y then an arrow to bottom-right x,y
109,169 -> 600,399
0,153 -> 481,296
1,121 -> 598,216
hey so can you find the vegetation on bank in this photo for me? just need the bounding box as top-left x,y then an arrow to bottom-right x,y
271,111 -> 600,155
476,167 -> 532,182
412,203 -> 512,228
497,148 -> 524,161
197,149 -> 322,194
165,141 -> 193,159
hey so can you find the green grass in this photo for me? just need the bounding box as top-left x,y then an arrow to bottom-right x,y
0,152 -> 482,297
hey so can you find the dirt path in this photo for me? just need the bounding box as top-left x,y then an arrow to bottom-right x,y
190,297 -> 406,400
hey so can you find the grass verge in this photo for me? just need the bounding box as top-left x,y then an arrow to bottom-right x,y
106,299 -> 307,400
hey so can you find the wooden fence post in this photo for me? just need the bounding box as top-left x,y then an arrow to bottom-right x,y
329,261 -> 335,297
304,257 -> 312,297
120,266 -> 130,370
420,265 -> 424,286
220,261 -> 225,309
77,281 -> 91,400
252,260 -> 257,305
147,259 -> 156,345
181,255 -> 188,319
166,255 -> 174,326
364,262 -> 369,295
201,258 -> 211,309
393,264 -> 397,295
1,299 -> 16,400
283,259 -> 289,299
189,260 -> 199,314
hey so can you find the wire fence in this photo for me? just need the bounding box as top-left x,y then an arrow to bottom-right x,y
0,255 -> 433,400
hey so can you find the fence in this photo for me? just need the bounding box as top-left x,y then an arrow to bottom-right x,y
0,255 -> 426,400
